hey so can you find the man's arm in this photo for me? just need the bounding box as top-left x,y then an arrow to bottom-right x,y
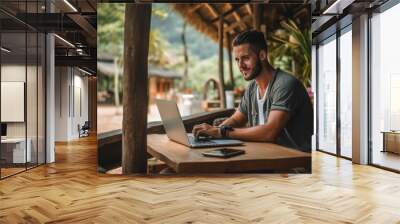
219,110 -> 247,128
192,110 -> 247,138
228,110 -> 289,142
192,109 -> 290,142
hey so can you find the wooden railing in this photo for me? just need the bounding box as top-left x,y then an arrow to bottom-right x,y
97,109 -> 235,172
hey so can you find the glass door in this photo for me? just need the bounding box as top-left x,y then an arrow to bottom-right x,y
370,3 -> 400,171
339,27 -> 352,158
317,35 -> 337,154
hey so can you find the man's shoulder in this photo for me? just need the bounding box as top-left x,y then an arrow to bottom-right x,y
275,70 -> 299,85
272,69 -> 302,91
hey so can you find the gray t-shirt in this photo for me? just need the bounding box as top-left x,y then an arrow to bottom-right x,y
238,69 -> 313,152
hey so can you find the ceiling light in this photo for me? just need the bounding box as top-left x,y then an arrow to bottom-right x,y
78,67 -> 92,76
323,0 -> 355,15
54,34 -> 75,48
1,47 -> 11,53
63,0 -> 78,12
76,48 -> 85,55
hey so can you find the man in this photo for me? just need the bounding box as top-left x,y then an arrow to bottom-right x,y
192,30 -> 313,152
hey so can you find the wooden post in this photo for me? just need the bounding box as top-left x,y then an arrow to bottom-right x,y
227,33 -> 235,88
218,17 -> 226,109
122,3 -> 152,174
180,21 -> 188,91
253,4 -> 263,30
88,76 -> 97,132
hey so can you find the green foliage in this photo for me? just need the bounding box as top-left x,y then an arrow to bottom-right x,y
268,19 -> 311,87
98,3 -> 169,66
151,4 -> 218,60
97,3 -> 125,57
224,81 -> 234,91
148,30 -> 169,66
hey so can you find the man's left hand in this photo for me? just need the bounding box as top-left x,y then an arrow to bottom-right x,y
192,123 -> 221,139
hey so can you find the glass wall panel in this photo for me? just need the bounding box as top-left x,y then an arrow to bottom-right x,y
339,28 -> 352,158
0,1 -> 46,179
0,18 -> 28,177
317,36 -> 337,154
371,3 -> 400,171
27,30 -> 38,169
38,32 -> 45,165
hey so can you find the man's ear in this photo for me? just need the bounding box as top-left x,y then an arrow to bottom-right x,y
258,49 -> 268,61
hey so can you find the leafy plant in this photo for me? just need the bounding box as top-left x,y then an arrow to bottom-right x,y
97,3 -> 171,105
268,19 -> 311,87
224,81 -> 234,91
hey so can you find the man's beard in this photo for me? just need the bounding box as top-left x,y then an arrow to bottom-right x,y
244,57 -> 262,81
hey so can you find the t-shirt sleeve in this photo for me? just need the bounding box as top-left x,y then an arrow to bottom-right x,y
270,79 -> 300,115
238,88 -> 249,117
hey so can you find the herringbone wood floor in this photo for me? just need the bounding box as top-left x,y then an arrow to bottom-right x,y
1,135 -> 400,223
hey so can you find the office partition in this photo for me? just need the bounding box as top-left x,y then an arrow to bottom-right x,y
0,1 -> 47,179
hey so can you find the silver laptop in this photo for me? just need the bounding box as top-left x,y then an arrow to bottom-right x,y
156,99 -> 244,148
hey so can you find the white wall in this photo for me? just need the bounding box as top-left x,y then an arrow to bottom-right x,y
1,63 -> 46,164
55,66 -> 69,141
1,65 -> 27,138
55,67 -> 89,141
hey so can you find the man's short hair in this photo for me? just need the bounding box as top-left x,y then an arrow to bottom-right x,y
232,30 -> 267,53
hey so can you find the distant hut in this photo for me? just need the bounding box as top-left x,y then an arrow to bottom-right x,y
97,55 -> 181,104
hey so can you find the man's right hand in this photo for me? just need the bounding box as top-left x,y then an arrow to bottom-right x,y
192,123 -> 221,139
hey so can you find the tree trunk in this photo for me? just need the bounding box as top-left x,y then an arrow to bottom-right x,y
122,3 -> 152,174
180,21 -> 189,91
88,76 -> 97,132
218,17 -> 226,109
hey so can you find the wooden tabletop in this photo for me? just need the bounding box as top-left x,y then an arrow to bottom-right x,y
147,134 -> 311,173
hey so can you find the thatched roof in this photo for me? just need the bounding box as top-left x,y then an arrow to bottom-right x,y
171,4 -> 250,44
171,2 -> 310,47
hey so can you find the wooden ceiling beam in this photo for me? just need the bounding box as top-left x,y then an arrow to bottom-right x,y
204,3 -> 219,20
245,4 -> 252,15
205,4 -> 233,32
225,14 -> 252,33
230,4 -> 246,31
210,4 -> 243,23
195,9 -> 219,35
188,4 -> 204,14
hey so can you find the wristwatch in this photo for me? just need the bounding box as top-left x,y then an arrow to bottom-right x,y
220,125 -> 234,138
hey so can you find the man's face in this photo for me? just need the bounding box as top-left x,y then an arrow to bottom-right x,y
233,43 -> 262,81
